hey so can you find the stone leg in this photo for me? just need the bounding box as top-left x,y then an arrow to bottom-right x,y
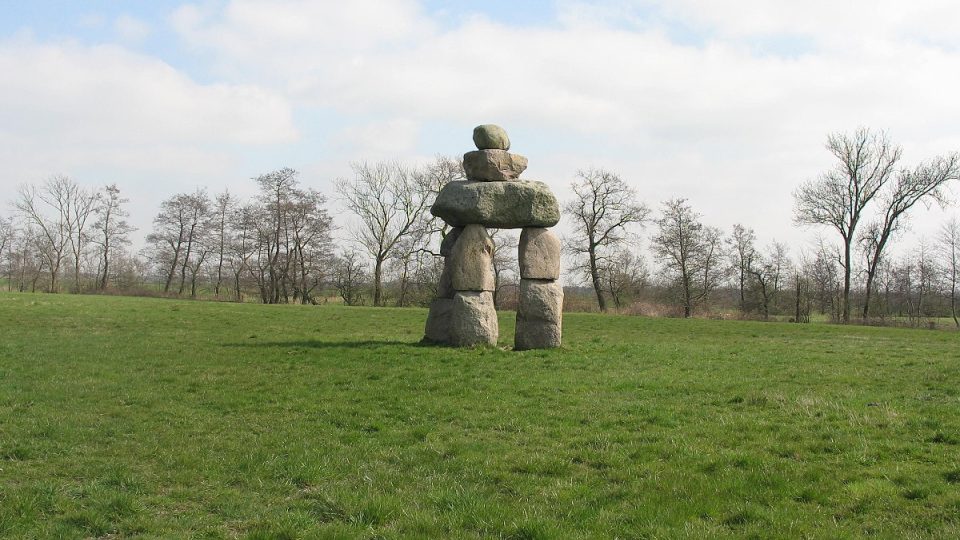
424,225 -> 498,347
423,298 -> 454,344
450,291 -> 499,346
515,279 -> 563,350
515,227 -> 562,350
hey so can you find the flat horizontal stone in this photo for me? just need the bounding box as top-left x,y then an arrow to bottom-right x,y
431,180 -> 561,229
463,150 -> 527,181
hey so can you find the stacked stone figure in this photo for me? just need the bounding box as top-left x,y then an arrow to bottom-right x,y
424,124 -> 563,350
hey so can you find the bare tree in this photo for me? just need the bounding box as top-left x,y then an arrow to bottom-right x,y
563,168 -> 649,311
858,153 -> 959,319
727,224 -> 757,313
0,216 -> 12,289
253,168 -> 303,303
14,178 -> 77,292
334,250 -> 367,306
286,188 -> 334,304
0,215 -> 11,268
9,226 -> 48,292
228,203 -> 259,302
146,190 -> 208,294
899,243 -> 940,326
66,183 -> 98,291
489,229 -> 519,309
336,161 -> 435,307
211,190 -> 236,298
809,240 -> 841,319
749,241 -> 789,320
651,198 -> 725,317
92,184 -> 135,290
600,249 -> 649,310
792,252 -> 812,323
176,191 -> 210,296
794,128 -> 902,323
940,216 -> 960,328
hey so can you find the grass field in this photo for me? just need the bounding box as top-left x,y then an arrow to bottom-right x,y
1,292 -> 959,539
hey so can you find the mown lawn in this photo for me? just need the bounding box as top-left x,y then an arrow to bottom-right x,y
1,292 -> 959,539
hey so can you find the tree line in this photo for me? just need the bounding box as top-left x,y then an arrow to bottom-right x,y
2,128 -> 958,327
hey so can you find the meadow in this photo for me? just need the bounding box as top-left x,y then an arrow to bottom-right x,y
1,292 -> 959,539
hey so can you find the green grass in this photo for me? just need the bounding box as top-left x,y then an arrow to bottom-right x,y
1,292 -> 959,539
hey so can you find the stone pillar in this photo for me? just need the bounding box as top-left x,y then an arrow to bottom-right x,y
423,227 -> 461,344
424,225 -> 498,346
515,227 -> 562,350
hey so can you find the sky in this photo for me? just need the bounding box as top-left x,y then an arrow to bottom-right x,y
2,0 -> 960,264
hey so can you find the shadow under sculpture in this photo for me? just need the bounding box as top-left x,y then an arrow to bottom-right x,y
424,124 -> 563,349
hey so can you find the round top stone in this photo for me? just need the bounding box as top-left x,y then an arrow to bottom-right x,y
472,124 -> 510,151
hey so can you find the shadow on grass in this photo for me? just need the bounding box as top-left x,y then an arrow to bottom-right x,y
224,339 -> 434,350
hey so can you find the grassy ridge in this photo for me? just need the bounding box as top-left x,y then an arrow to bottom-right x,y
1,293 -> 959,538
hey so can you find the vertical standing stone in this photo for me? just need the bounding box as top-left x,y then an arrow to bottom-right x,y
514,279 -> 563,350
450,224 -> 495,292
519,227 -> 561,280
449,291 -> 498,346
423,298 -> 454,344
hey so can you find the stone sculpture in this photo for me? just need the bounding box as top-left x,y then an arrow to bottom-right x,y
423,125 -> 563,349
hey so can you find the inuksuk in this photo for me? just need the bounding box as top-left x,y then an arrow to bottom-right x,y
423,124 -> 563,350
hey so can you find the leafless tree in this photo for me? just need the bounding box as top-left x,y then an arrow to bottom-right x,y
489,229 -> 519,309
253,168 -> 299,303
563,168 -> 649,311
858,153 -> 959,319
336,161 -> 435,306
809,240 -> 841,319
749,241 -> 789,320
727,223 -> 757,313
146,190 -> 209,294
92,184 -> 135,290
8,226 -> 47,292
794,128 -> 902,323
791,252 -> 812,323
66,183 -> 98,291
228,203 -> 259,302
14,177 -> 80,292
939,216 -> 960,327
0,215 -> 11,268
334,250 -> 367,306
651,198 -> 725,317
898,243 -> 940,326
211,190 -> 236,298
600,249 -> 649,310
286,188 -> 334,304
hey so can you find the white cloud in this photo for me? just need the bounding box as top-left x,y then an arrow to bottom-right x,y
0,36 -> 298,244
4,1 -> 959,256
114,14 -> 152,43
164,0 -> 960,251
0,38 -> 297,149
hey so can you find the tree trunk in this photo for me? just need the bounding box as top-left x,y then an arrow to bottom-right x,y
373,257 -> 384,307
842,239 -> 852,323
588,247 -> 606,311
795,278 -> 801,322
99,237 -> 110,290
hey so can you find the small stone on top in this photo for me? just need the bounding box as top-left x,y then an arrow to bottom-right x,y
472,124 -> 510,151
